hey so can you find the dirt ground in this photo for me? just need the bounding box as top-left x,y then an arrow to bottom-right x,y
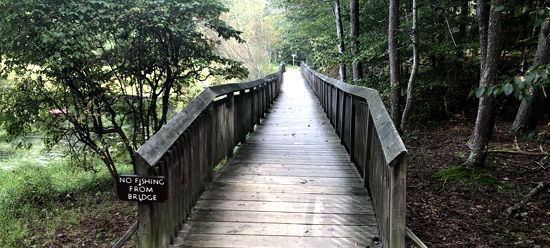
405,117 -> 550,247
36,195 -> 138,248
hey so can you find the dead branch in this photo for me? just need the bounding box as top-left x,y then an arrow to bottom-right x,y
506,182 -> 549,217
488,149 -> 549,156
406,227 -> 428,248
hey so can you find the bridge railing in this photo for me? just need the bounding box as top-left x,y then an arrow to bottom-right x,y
135,63 -> 285,247
301,62 -> 407,248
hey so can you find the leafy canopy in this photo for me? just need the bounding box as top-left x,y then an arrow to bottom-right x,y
0,0 -> 248,178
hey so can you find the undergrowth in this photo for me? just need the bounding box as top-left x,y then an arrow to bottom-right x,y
435,165 -> 516,192
0,157 -> 132,247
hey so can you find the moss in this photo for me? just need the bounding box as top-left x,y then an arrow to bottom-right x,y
435,165 -> 515,190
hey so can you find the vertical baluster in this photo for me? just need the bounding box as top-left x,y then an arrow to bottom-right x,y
205,104 -> 214,182
182,132 -> 191,218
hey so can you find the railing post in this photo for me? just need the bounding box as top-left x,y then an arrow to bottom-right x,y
363,107 -> 371,188
205,104 -> 214,182
238,89 -> 248,144
340,92 -> 347,145
227,92 -> 235,158
137,158 -> 154,248
390,159 -> 407,247
349,95 -> 356,164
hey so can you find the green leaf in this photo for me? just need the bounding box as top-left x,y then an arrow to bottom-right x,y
475,87 -> 486,98
494,5 -> 505,12
514,7 -> 524,17
524,73 -> 536,83
468,89 -> 477,99
487,85 -> 497,96
503,83 -> 514,96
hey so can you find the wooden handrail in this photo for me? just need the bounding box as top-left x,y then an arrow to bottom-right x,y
135,63 -> 285,247
301,62 -> 407,248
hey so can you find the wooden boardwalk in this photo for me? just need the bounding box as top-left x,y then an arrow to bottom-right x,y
173,69 -> 380,247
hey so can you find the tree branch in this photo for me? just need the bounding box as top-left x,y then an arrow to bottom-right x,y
506,182 -> 549,217
488,149 -> 549,156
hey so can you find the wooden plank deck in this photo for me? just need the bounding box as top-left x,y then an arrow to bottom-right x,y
172,69 -> 380,247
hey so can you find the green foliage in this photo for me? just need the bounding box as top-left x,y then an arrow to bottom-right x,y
469,4 -> 550,102
218,0 -> 284,80
0,0 -> 248,178
0,162 -> 61,247
272,0 -> 335,70
276,0 -> 550,122
435,165 -> 514,191
471,60 -> 550,102
0,153 -> 129,247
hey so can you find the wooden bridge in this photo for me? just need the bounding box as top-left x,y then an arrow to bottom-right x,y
133,63 -> 407,247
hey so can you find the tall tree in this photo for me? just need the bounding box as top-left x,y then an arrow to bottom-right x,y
401,0 -> 419,132
465,0 -> 504,167
477,0 -> 491,71
334,0 -> 347,82
509,20 -> 550,136
0,0 -> 247,179
218,0 -> 283,80
389,0 -> 401,125
350,0 -> 363,81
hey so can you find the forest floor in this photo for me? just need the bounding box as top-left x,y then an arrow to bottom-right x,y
405,116 -> 550,247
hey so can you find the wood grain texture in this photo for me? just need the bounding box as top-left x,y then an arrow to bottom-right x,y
301,63 -> 406,248
172,70 -> 381,247
137,66 -> 284,248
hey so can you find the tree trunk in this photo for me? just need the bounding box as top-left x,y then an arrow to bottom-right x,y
350,0 -> 363,81
389,0 -> 402,125
510,20 -> 550,136
400,0 -> 419,133
465,0 -> 503,167
477,0 -> 491,71
334,0 -> 347,82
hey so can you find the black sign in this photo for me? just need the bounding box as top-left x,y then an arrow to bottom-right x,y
116,174 -> 167,203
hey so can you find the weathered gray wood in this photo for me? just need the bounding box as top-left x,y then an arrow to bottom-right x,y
136,64 -> 285,248
198,191 -> 370,203
301,64 -> 406,167
301,63 -> 406,248
137,63 -> 406,248
215,174 -> 363,187
192,199 -> 374,214
180,221 -> 378,238
135,73 -> 282,168
209,181 -> 371,195
113,221 -> 139,248
175,234 -> 381,248
172,69 -> 381,247
186,210 -> 377,226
